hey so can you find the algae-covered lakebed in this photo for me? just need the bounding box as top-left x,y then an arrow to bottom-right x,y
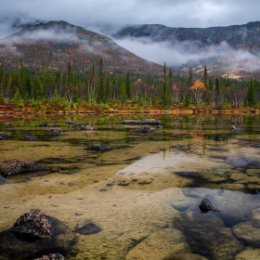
0,115 -> 259,260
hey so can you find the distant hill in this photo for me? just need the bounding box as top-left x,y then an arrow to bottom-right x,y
0,20 -> 161,75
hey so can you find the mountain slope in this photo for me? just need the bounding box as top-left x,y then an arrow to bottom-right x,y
0,20 -> 161,75
113,22 -> 260,79
115,22 -> 260,51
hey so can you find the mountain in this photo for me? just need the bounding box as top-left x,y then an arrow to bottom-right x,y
115,22 -> 260,51
113,22 -> 260,79
0,20 -> 161,75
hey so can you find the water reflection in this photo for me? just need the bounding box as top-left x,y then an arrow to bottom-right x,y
0,115 -> 259,260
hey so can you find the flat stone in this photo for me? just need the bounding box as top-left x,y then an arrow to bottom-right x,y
235,248 -> 260,260
247,169 -> 260,176
174,211 -> 243,260
232,222 -> 260,246
126,228 -> 188,260
75,221 -> 102,235
252,208 -> 260,222
230,172 -> 247,182
169,253 -> 208,260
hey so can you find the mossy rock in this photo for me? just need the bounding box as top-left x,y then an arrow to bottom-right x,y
0,216 -> 77,260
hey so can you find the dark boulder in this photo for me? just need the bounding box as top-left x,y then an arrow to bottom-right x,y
0,209 -> 77,260
0,160 -> 49,177
34,253 -> 65,260
231,125 -> 244,133
12,209 -> 53,240
139,126 -> 153,134
122,119 -> 160,126
75,221 -> 102,235
39,123 -> 48,128
0,175 -> 6,184
24,135 -> 39,141
0,133 -> 10,140
48,129 -> 62,136
88,144 -> 111,152
199,198 -> 220,213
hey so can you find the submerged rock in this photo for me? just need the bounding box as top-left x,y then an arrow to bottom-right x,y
174,211 -> 243,260
139,126 -> 154,133
199,198 -> 220,213
126,228 -> 188,260
232,126 -> 244,133
79,125 -> 96,131
24,135 -> 39,141
75,221 -> 102,235
0,175 -> 6,184
232,222 -> 260,247
34,253 -> 65,260
0,160 -> 49,177
12,209 -> 53,240
0,133 -> 10,140
48,129 -> 62,136
168,252 -> 208,260
88,144 -> 111,152
235,248 -> 260,260
38,122 -> 48,127
122,119 -> 160,126
228,157 -> 260,169
0,209 -> 77,260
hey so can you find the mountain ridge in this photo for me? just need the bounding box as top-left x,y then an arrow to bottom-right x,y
114,21 -> 260,50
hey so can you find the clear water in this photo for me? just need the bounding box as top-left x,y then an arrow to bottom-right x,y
0,115 -> 259,260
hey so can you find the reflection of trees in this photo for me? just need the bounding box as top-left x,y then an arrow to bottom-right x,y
231,116 -> 243,128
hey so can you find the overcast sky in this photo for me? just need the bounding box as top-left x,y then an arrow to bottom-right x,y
0,0 -> 259,28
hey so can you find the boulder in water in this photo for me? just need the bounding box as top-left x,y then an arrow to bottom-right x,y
0,160 -> 49,177
199,198 -> 220,213
88,144 -> 111,152
0,209 -> 77,260
12,209 -> 53,240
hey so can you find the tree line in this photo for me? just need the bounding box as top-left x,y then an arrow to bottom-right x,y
0,61 -> 259,109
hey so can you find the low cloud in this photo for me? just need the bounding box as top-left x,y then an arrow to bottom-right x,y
115,37 -> 260,73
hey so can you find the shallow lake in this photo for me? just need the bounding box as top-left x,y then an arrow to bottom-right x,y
0,115 -> 259,260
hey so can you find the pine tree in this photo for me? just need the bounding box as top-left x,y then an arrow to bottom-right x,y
161,63 -> 168,107
188,67 -> 193,86
203,66 -> 208,89
215,77 -> 221,109
97,58 -> 105,102
125,72 -> 131,99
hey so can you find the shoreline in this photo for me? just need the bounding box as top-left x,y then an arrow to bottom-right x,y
0,106 -> 259,119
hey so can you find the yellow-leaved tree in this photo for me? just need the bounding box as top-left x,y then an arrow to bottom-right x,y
190,80 -> 206,104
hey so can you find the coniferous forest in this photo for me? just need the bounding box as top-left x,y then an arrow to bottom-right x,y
0,61 -> 259,110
